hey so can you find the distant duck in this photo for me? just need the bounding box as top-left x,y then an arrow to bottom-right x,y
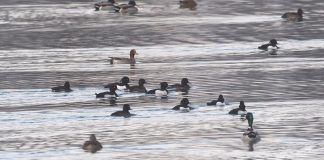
258,39 -> 279,51
95,85 -> 118,98
94,0 -> 117,11
109,49 -> 138,64
179,0 -> 197,10
282,8 -> 303,22
110,104 -> 133,118
172,98 -> 193,112
242,112 -> 261,146
115,0 -> 138,15
82,134 -> 102,153
228,101 -> 247,115
207,94 -> 225,106
104,76 -> 130,90
129,79 -> 147,93
168,78 -> 191,92
51,81 -> 72,92
147,82 -> 169,97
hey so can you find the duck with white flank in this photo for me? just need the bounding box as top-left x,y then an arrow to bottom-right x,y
109,49 -> 138,65
168,78 -> 191,93
207,94 -> 225,106
258,39 -> 279,51
82,134 -> 102,153
115,0 -> 138,15
111,104 -> 134,118
228,101 -> 247,115
242,112 -> 261,151
282,8 -> 303,22
51,81 -> 72,92
147,82 -> 169,97
179,0 -> 197,10
129,79 -> 147,93
104,76 -> 130,90
94,0 -> 117,12
172,98 -> 193,112
95,85 -> 118,98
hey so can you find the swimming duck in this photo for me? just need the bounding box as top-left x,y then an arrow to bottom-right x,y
110,104 -> 133,118
95,85 -> 118,98
51,81 -> 72,92
228,101 -> 247,115
109,49 -> 138,64
82,134 -> 102,153
282,8 -> 303,22
179,0 -> 197,10
207,94 -> 225,106
147,82 -> 169,97
129,79 -> 147,93
242,112 -> 261,145
94,0 -> 117,11
258,39 -> 279,51
172,98 -> 193,112
104,76 -> 130,90
115,0 -> 138,15
168,78 -> 191,92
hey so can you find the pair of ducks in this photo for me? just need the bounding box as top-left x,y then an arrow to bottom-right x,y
94,0 -> 138,14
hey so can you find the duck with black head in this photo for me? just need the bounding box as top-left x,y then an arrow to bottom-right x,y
129,79 -> 147,93
168,78 -> 191,93
179,0 -> 197,10
104,76 -> 130,91
258,39 -> 279,51
110,104 -> 134,118
172,98 -> 194,112
147,82 -> 169,97
94,0 -> 117,11
82,134 -> 102,153
228,101 -> 247,115
109,49 -> 138,65
95,85 -> 118,98
282,8 -> 303,22
207,94 -> 225,106
51,81 -> 72,92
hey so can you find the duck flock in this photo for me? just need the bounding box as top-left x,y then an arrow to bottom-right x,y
50,0 -> 305,153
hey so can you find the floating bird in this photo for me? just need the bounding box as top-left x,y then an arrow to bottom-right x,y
115,0 -> 138,15
282,8 -> 303,22
82,134 -> 102,153
228,101 -> 247,115
258,39 -> 279,51
172,98 -> 193,112
94,0 -> 117,11
95,85 -> 118,98
147,82 -> 169,97
111,104 -> 133,118
51,81 -> 72,92
104,76 -> 130,90
109,49 -> 138,64
129,79 -> 147,93
207,94 -> 225,106
179,0 -> 197,10
168,78 -> 191,92
242,112 -> 261,149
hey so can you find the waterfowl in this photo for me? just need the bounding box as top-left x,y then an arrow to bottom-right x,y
95,85 -> 118,98
228,101 -> 247,115
104,76 -> 130,90
168,78 -> 191,92
207,94 -> 225,106
82,134 -> 102,153
258,39 -> 279,51
129,79 -> 147,93
94,0 -> 117,11
111,104 -> 133,118
51,81 -> 72,92
109,49 -> 138,64
115,0 -> 138,15
242,112 -> 261,145
147,82 -> 169,97
179,0 -> 197,10
282,8 -> 303,22
172,98 -> 193,112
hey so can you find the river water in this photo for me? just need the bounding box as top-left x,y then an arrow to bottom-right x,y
1,0 -> 324,159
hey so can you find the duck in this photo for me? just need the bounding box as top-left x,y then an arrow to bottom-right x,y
51,81 -> 72,92
168,78 -> 191,92
242,112 -> 261,145
109,49 -> 138,65
129,79 -> 147,93
82,134 -> 102,153
258,39 -> 279,51
115,0 -> 138,15
104,76 -> 130,90
95,85 -> 118,98
94,0 -> 117,12
172,98 -> 194,112
179,0 -> 197,10
228,101 -> 247,115
147,82 -> 169,97
110,104 -> 133,118
282,8 -> 303,22
207,94 -> 225,106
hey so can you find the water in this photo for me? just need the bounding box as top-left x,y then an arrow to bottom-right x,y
1,0 -> 324,159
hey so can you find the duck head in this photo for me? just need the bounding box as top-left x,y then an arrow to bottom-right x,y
89,134 -> 97,142
181,78 -> 189,85
120,76 -> 130,85
297,8 -> 303,15
180,98 -> 190,106
160,82 -> 168,90
128,0 -> 136,6
123,104 -> 132,111
218,94 -> 224,102
64,81 -> 71,89
139,79 -> 146,86
269,39 -> 278,48
129,49 -> 138,59
108,0 -> 116,3
246,112 -> 254,128
239,101 -> 246,111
